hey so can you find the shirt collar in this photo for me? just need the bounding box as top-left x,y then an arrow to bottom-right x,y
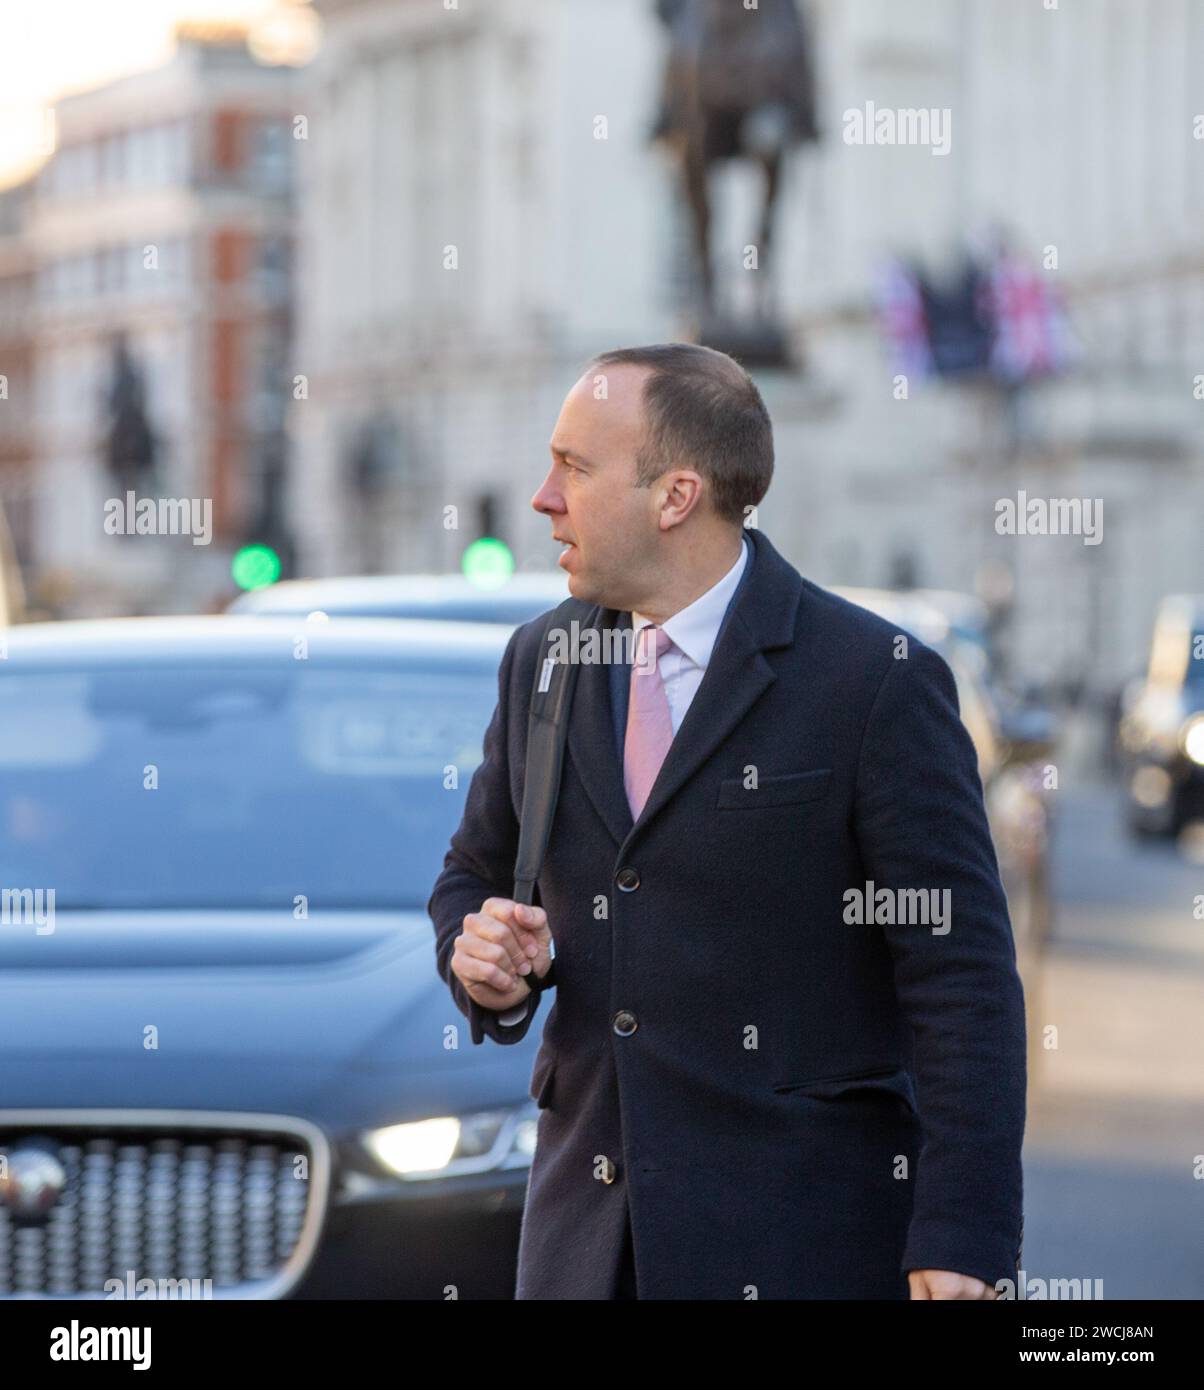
631,534 -> 749,670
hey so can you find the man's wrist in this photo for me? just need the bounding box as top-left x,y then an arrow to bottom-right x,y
491,964 -> 549,1023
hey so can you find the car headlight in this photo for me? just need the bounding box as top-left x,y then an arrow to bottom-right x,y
1182,716 -> 1204,767
364,1105 -> 538,1180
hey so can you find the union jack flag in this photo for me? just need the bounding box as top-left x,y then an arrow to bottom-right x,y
984,252 -> 1076,383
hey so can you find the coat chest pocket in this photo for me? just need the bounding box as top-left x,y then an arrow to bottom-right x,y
716,767 -> 832,810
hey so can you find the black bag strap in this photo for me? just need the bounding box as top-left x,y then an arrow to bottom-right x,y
512,597 -> 597,909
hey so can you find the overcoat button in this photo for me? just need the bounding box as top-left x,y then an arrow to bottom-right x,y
613,1011 -> 638,1036
616,867 -> 640,891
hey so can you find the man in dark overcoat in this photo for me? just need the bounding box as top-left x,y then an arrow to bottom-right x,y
429,343 -> 1026,1300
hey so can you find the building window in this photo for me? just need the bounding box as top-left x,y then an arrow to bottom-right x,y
255,235 -> 290,299
212,110 -> 244,177
251,118 -> 291,192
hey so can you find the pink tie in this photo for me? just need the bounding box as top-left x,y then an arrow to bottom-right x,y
624,624 -> 675,821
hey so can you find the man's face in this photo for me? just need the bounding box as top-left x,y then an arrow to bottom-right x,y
532,365 -> 662,610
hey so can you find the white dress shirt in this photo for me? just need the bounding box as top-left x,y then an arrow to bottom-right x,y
496,535 -> 751,1027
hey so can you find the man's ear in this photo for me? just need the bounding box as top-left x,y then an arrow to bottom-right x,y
658,470 -> 705,529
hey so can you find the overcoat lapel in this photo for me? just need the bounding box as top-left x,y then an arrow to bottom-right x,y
565,612 -> 635,850
563,528 -> 802,851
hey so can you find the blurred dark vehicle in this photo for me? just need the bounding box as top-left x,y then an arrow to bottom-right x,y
228,572 -> 569,625
1118,594 -> 1204,838
0,616 -> 544,1299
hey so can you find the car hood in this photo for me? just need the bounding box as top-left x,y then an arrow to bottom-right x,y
0,911 -> 540,1133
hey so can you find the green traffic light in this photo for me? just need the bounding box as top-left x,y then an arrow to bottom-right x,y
232,543 -> 282,591
462,537 -> 514,589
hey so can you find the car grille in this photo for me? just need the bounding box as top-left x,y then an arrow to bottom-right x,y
0,1111 -> 329,1299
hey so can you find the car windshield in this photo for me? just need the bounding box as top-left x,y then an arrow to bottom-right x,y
0,662 -> 497,910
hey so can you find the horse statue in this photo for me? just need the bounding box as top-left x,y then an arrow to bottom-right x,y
651,0 -> 820,361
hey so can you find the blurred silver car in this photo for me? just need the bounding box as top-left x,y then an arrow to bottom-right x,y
834,588 -> 1054,971
228,573 -> 569,626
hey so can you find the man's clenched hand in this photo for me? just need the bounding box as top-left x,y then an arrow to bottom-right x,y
908,1269 -> 997,1300
451,898 -> 554,1013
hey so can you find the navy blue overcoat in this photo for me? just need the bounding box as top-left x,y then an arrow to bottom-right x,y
429,527 -> 1026,1299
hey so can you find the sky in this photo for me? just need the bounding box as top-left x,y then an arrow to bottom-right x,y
0,0 -> 317,189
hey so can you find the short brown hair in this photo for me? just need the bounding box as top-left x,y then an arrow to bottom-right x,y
585,343 -> 773,526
